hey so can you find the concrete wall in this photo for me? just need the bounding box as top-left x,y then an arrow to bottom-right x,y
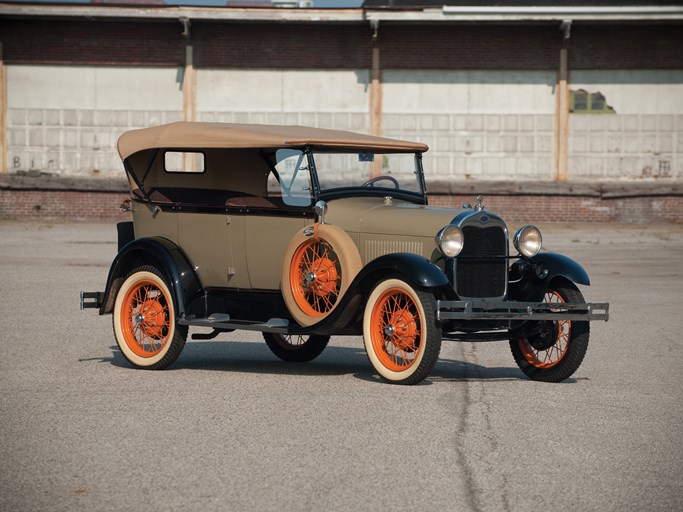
7,65 -> 183,176
196,68 -> 370,132
568,70 -> 683,181
382,70 -> 556,181
5,65 -> 683,184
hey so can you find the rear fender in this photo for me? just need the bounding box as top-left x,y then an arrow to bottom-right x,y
99,237 -> 203,317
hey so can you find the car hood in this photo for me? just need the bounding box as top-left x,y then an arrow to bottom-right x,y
326,197 -> 464,238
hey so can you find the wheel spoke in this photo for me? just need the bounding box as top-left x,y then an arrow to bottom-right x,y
520,290 -> 574,368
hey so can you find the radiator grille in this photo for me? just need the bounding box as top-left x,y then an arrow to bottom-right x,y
456,225 -> 507,298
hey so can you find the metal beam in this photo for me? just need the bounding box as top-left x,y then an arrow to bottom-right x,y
1,3 -> 681,23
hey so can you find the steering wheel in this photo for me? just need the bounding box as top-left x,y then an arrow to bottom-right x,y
361,175 -> 400,189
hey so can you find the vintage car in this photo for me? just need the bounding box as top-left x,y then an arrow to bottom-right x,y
81,122 -> 608,385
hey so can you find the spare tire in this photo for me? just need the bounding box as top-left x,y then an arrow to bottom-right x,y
281,223 -> 362,327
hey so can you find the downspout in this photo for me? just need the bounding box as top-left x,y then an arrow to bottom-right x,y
555,20 -> 571,182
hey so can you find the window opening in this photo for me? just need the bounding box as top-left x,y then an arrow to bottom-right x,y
269,149 -> 313,207
570,89 -> 615,114
164,151 -> 205,173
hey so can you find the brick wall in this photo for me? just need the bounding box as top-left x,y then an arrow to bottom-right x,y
429,193 -> 683,224
0,189 -> 132,221
3,20 -> 682,70
2,188 -> 680,224
1,20 -> 183,66
194,24 -> 373,69
570,25 -> 683,70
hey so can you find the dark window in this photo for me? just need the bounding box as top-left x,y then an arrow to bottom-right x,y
570,89 -> 615,114
573,90 -> 588,111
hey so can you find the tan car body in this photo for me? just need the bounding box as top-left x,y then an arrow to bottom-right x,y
133,195 -> 458,290
82,122 -> 608,385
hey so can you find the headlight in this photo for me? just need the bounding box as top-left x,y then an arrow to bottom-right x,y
435,225 -> 464,258
513,225 -> 543,257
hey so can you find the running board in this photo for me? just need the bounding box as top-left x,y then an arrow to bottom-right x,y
179,315 -> 290,333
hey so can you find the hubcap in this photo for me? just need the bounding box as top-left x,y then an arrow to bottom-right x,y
528,320 -> 559,351
304,272 -> 317,288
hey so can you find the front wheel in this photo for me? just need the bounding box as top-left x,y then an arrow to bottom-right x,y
509,279 -> 589,382
113,265 -> 187,370
363,278 -> 442,385
262,332 -> 330,362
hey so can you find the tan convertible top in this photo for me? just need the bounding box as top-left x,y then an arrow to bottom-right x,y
117,122 -> 428,159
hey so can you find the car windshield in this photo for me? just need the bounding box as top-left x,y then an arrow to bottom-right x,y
312,151 -> 425,200
268,149 -> 426,207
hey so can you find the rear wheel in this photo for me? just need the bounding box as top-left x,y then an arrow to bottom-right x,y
262,332 -> 330,362
363,278 -> 442,385
113,265 -> 187,369
510,279 -> 589,382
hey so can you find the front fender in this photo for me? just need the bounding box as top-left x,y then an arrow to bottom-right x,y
99,237 -> 203,317
508,252 -> 590,302
354,253 -> 449,290
535,252 -> 590,286
300,253 -> 448,335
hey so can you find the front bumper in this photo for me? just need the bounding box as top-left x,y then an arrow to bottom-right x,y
437,300 -> 609,322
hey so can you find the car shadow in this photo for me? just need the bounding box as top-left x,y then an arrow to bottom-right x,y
93,340 -> 580,384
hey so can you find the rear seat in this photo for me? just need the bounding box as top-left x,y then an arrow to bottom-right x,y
135,187 -> 248,206
134,187 -> 288,209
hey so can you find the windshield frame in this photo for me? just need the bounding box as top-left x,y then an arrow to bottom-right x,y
307,148 -> 428,205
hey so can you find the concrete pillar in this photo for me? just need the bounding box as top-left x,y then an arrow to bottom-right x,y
369,45 -> 383,177
183,43 -> 196,123
182,42 -> 196,170
555,24 -> 571,182
0,43 -> 6,173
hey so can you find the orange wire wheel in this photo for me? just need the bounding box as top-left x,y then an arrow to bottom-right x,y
509,279 -> 590,383
517,290 -> 571,369
113,266 -> 187,369
289,238 -> 342,317
281,224 -> 361,327
363,278 -> 442,385
120,278 -> 172,358
369,287 -> 423,372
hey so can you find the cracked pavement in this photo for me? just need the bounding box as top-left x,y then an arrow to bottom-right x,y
1,221 -> 681,511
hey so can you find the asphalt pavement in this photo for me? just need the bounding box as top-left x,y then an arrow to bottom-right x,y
1,220 -> 681,512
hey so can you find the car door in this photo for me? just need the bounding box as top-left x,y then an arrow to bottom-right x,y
232,149 -> 315,290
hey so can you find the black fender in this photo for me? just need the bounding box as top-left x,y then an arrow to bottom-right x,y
508,252 -> 590,302
534,253 -> 590,286
99,237 -> 203,317
298,253 -> 448,335
353,253 -> 449,291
